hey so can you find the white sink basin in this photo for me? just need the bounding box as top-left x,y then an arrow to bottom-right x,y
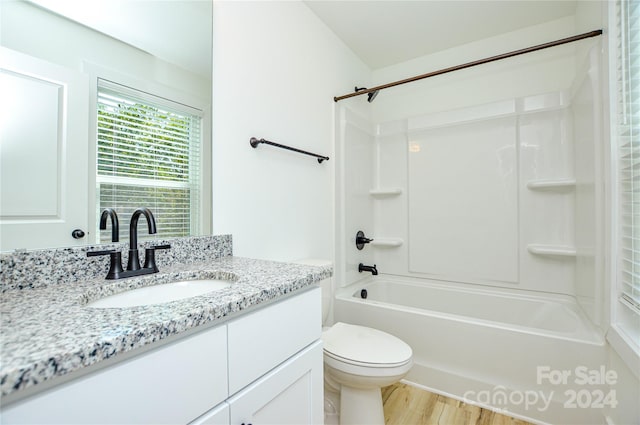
87,279 -> 233,308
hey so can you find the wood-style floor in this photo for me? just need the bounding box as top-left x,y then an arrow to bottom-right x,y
382,383 -> 534,425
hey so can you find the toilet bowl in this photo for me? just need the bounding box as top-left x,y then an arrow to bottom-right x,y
322,322 -> 413,425
293,259 -> 413,425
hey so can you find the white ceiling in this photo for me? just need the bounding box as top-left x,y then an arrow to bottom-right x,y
304,0 -> 578,69
28,1 -> 576,76
28,0 -> 212,77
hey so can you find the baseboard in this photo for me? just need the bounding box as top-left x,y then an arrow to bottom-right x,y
403,362 -> 606,425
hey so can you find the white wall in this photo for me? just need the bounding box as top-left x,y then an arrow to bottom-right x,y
0,1 -> 209,101
212,1 -> 370,261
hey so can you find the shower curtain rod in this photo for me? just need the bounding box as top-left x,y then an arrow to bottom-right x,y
333,29 -> 603,102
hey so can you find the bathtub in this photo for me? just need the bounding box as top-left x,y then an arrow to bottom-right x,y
334,276 -> 607,425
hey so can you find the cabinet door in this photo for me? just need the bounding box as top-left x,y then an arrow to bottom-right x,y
228,341 -> 323,425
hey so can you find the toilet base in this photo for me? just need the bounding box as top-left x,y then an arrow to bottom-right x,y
339,385 -> 384,425
324,380 -> 340,425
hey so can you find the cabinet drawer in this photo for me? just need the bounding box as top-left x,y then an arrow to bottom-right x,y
2,324 -> 228,425
228,287 -> 321,394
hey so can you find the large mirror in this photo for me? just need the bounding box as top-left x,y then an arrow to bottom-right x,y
0,0 -> 212,251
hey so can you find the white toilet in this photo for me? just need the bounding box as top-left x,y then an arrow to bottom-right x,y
295,260 -> 413,425
323,322 -> 413,425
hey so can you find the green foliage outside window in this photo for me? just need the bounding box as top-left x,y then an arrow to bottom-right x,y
96,85 -> 200,243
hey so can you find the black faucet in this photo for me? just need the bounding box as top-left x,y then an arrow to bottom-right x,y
100,208 -> 120,242
358,263 -> 378,275
127,207 -> 157,271
87,208 -> 170,280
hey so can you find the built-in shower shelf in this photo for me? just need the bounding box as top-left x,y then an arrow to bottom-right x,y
370,238 -> 404,247
369,188 -> 402,197
527,244 -> 577,257
526,179 -> 576,191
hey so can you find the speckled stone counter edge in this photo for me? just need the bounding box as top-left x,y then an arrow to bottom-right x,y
0,255 -> 332,398
0,235 -> 232,292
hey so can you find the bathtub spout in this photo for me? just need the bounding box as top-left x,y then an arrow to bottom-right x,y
359,263 -> 378,275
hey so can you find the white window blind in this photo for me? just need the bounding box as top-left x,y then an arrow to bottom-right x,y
615,0 -> 640,343
96,79 -> 201,242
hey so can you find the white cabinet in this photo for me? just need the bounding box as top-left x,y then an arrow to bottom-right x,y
190,402 -> 230,425
229,341 -> 323,425
228,286 -> 321,394
1,287 -> 322,425
1,324 -> 228,425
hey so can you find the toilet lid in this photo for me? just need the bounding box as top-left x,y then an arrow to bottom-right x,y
323,322 -> 412,366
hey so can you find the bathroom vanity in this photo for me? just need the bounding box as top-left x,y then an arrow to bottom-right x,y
0,236 -> 329,424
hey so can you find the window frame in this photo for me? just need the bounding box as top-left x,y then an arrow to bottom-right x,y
607,0 -> 640,377
85,63 -> 211,243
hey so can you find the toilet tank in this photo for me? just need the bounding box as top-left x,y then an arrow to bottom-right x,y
293,259 -> 332,325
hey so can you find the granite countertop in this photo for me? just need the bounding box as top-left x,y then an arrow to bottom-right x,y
0,256 -> 331,398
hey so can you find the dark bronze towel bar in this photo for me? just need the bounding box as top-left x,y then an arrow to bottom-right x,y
250,137 -> 329,164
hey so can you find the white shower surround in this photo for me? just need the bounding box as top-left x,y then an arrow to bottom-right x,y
334,39 -> 606,424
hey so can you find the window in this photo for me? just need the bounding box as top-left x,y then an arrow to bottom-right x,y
96,79 -> 202,242
613,0 -> 640,350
